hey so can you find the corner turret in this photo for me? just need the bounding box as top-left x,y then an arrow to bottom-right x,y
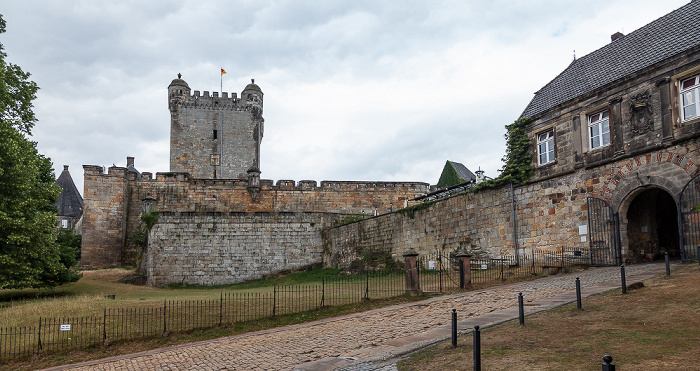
242,79 -> 263,111
168,73 -> 190,112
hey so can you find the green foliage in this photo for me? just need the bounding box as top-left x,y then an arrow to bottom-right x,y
473,117 -> 533,191
131,210 -> 160,249
0,16 -> 80,289
341,214 -> 365,225
141,210 -> 160,231
0,122 -> 77,288
437,161 -> 464,187
397,201 -> 436,219
0,16 -> 38,136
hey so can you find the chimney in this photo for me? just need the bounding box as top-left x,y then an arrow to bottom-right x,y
127,156 -> 135,167
611,32 -> 624,42
63,165 -> 69,171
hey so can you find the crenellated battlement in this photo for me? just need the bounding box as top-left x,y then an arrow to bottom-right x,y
179,90 -> 248,111
86,164 -> 429,193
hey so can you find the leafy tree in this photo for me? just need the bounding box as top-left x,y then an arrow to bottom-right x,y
473,117 -> 533,191
0,14 -> 81,289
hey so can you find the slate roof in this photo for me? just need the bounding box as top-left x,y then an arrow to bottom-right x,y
55,165 -> 83,218
449,161 -> 476,182
521,1 -> 700,119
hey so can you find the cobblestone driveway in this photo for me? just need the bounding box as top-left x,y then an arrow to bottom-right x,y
45,263 -> 667,371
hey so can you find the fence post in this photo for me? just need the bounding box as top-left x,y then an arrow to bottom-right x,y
219,292 -> 223,326
321,277 -> 325,308
439,250 -> 443,293
273,286 -> 277,316
665,252 -> 670,276
365,271 -> 370,301
620,265 -> 627,294
518,293 -> 524,325
473,324 -> 481,371
37,317 -> 42,354
403,249 -> 420,296
576,277 -> 582,310
163,300 -> 167,336
456,252 -> 472,289
103,308 -> 107,343
601,355 -> 615,370
451,308 -> 457,348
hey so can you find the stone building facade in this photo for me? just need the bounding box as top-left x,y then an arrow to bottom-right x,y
323,1 -> 700,267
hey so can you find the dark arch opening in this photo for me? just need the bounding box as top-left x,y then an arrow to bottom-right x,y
626,188 -> 679,263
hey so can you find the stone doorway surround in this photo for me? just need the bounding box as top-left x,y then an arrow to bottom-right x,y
604,154 -> 693,263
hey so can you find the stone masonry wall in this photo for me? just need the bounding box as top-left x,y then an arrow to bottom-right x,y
146,212 -> 340,286
81,166 -> 129,268
323,141 -> 700,267
82,165 -> 429,268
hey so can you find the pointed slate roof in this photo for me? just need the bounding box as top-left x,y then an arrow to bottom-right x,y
521,1 -> 700,119
449,161 -> 476,182
55,165 -> 83,218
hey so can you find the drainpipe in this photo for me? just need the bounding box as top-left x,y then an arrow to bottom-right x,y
511,183 -> 519,265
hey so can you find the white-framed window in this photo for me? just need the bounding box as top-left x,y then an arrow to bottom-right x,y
588,110 -> 610,150
680,75 -> 700,122
537,130 -> 555,165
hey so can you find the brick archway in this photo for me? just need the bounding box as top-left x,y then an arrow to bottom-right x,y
600,150 -> 698,206
604,153 -> 693,262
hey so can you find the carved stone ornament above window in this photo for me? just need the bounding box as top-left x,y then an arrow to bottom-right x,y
629,92 -> 654,136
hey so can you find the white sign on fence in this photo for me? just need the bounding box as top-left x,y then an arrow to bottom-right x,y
481,264 -> 488,270
428,261 -> 436,270
60,324 -> 71,331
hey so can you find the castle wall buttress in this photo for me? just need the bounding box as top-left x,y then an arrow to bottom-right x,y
80,165 -> 129,268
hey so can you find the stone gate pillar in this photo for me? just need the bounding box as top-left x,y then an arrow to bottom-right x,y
403,249 -> 420,296
456,252 -> 472,289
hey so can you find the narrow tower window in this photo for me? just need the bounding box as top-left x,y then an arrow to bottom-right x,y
213,130 -> 218,139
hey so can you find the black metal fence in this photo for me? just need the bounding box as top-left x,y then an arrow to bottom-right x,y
470,247 -> 588,285
0,272 -> 407,361
418,247 -> 589,292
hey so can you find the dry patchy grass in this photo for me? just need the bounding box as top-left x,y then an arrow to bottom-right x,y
398,263 -> 700,371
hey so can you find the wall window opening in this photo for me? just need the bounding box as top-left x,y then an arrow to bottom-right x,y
681,75 -> 700,122
588,110 -> 610,150
537,130 -> 555,165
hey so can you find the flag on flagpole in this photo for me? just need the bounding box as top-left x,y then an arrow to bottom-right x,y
221,68 -> 227,76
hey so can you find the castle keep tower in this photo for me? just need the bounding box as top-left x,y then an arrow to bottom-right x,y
168,75 -> 264,179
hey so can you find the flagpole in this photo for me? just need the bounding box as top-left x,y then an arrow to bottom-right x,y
220,68 -> 223,95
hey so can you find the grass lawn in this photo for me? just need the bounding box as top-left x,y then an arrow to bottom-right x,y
397,263 -> 700,370
0,267 -> 374,328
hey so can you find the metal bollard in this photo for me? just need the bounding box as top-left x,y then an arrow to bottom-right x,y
576,277 -> 582,310
697,246 -> 700,266
518,292 -> 524,325
473,325 -> 481,371
601,354 -> 615,371
665,252 -> 670,276
452,308 -> 457,348
620,265 -> 627,294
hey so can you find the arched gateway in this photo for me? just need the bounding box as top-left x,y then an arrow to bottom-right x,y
594,154 -> 700,264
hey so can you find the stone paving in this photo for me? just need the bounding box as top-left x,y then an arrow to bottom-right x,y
44,262 -> 669,371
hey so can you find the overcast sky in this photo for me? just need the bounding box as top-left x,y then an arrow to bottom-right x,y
1,0 -> 690,194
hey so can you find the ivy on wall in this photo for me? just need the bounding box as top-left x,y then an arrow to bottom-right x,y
436,161 -> 465,187
473,117 -> 533,191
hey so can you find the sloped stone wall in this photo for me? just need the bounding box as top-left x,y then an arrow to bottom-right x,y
146,212 -> 341,286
